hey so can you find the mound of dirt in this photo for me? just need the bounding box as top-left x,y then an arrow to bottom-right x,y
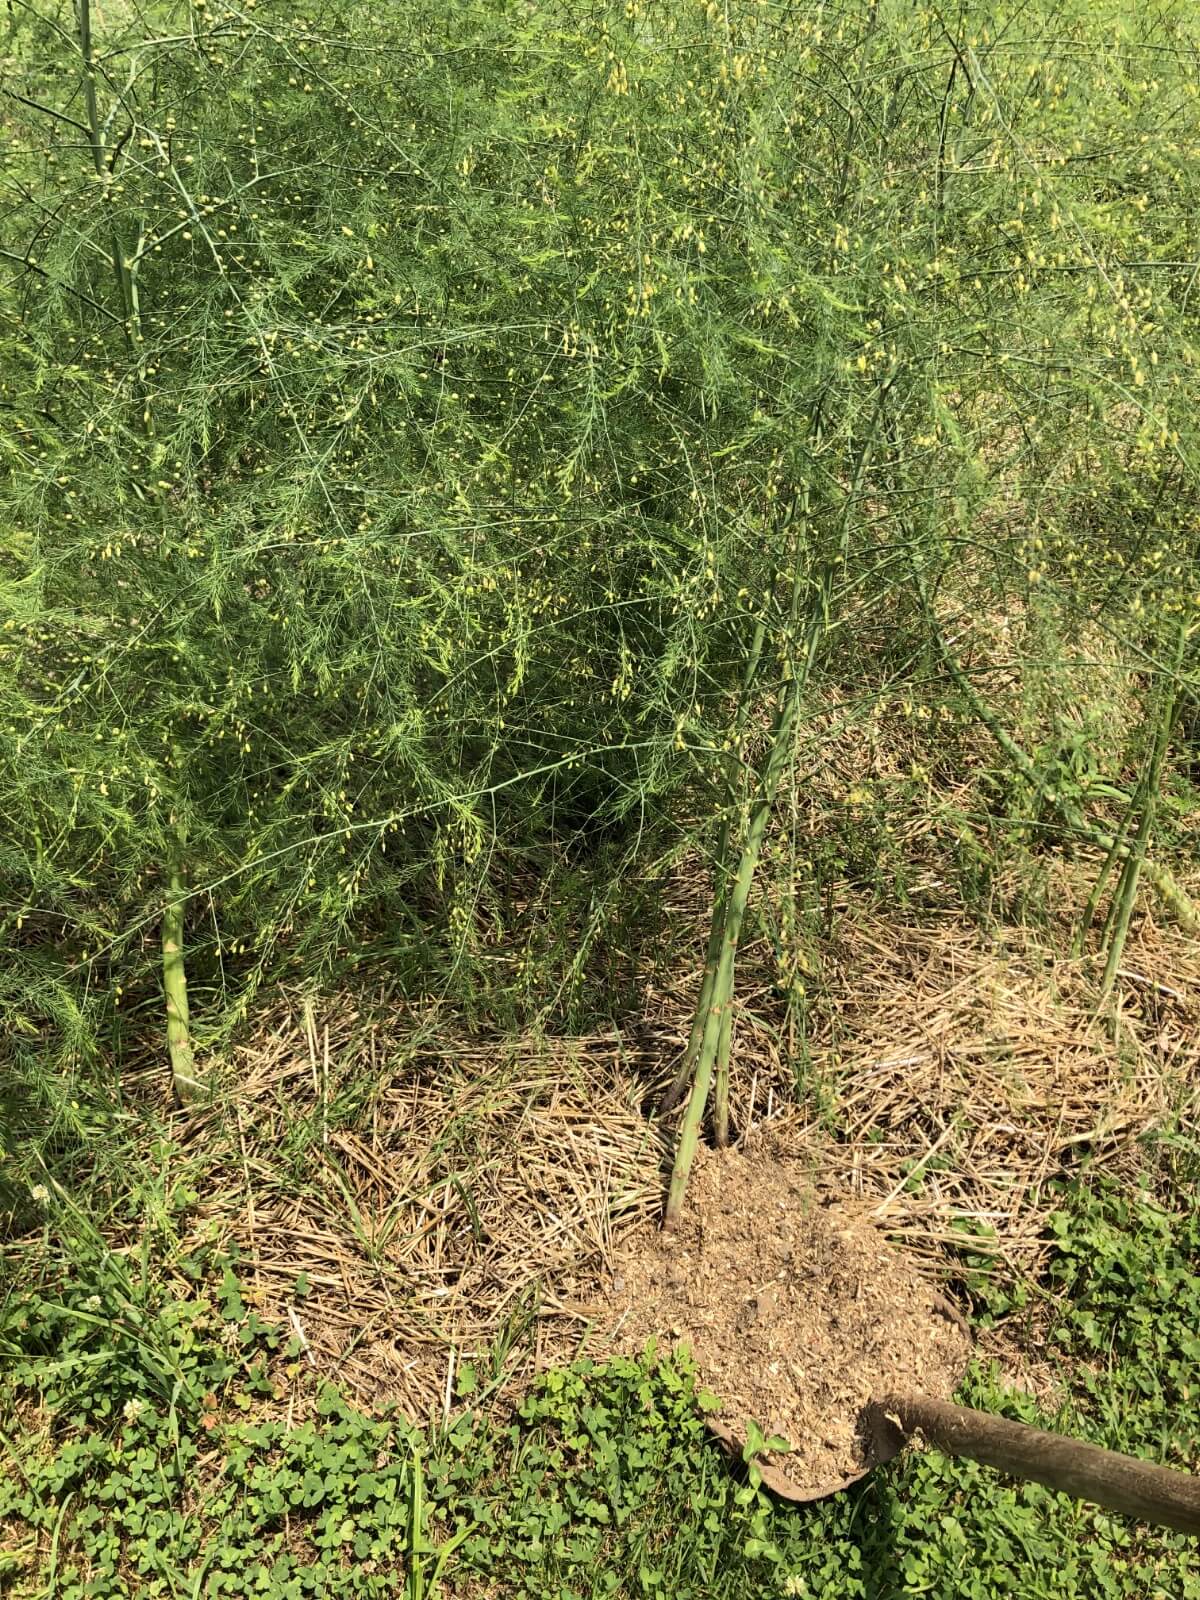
604,1142 -> 971,1494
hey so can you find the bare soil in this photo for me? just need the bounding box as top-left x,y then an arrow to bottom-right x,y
604,1140 -> 971,1493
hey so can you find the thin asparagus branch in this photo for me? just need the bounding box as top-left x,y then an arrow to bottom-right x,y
1099,637 -> 1183,996
920,582 -> 1200,938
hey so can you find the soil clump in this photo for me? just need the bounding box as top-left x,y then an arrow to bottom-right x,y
605,1142 -> 971,1492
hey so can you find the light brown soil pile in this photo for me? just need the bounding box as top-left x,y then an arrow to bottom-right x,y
604,1141 -> 971,1493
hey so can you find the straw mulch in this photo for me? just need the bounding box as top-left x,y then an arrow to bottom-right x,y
783,892 -> 1200,1275
182,862 -> 1198,1422
178,1023 -> 671,1417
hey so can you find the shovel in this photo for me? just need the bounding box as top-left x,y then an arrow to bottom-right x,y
706,1301 -> 1200,1535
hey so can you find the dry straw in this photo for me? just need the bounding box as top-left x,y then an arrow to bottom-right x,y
181,857 -> 1198,1421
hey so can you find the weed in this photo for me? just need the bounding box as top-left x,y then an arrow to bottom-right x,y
4,1172 -> 1200,1598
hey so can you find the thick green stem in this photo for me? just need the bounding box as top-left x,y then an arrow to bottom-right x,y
659,615 -> 768,1117
665,485 -> 840,1223
1072,808 -> 1134,958
164,821 -> 204,1105
76,0 -> 128,324
74,0 -> 152,431
659,888 -> 726,1115
74,0 -> 104,180
712,962 -> 734,1147
1098,854 -> 1137,970
662,1007 -> 720,1228
664,753 -> 787,1221
1081,752 -> 1158,956
666,593 -> 815,1221
665,439 -> 881,1220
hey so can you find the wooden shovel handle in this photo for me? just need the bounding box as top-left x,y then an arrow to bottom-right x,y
869,1394 -> 1200,1536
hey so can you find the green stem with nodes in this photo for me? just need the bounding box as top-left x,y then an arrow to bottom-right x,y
163,813 -> 204,1106
1072,805 -> 1135,958
659,613 -> 768,1118
664,639 -> 814,1219
665,492 -> 821,1224
711,919 -> 739,1147
1099,633 -> 1184,997
73,0 -> 152,434
921,583 -> 1199,938
657,845 -> 728,1118
665,408 -> 885,1216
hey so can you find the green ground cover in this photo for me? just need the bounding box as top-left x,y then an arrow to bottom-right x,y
3,1157 -> 1199,1599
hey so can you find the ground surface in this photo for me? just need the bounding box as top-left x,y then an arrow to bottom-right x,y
141,863 -> 1198,1429
4,1160 -> 1200,1600
3,885 -> 1199,1598
605,1142 -> 970,1493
